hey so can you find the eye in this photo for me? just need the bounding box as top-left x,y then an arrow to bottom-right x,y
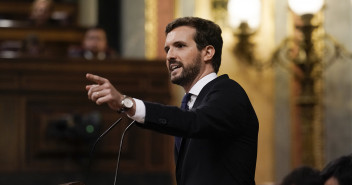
176,43 -> 185,48
164,46 -> 169,53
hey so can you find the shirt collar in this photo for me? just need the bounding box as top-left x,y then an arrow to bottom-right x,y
189,72 -> 217,96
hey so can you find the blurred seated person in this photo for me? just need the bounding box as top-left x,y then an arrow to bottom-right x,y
29,0 -> 71,26
280,166 -> 323,185
321,154 -> 352,185
68,27 -> 117,60
29,0 -> 55,26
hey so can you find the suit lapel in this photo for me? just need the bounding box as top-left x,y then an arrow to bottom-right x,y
178,75 -> 228,154
175,75 -> 229,173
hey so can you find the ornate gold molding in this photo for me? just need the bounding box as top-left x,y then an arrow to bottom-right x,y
293,11 -> 325,169
312,12 -> 325,170
145,0 -> 158,59
210,0 -> 228,27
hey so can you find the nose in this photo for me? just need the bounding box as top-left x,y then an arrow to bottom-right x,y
167,49 -> 178,64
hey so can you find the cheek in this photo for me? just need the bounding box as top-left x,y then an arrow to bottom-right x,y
166,61 -> 172,72
181,50 -> 198,63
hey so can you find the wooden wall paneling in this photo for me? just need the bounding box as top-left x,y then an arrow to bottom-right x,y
0,58 -> 172,175
0,95 -> 21,171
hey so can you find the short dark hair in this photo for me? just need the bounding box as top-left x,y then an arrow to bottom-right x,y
321,154 -> 352,185
280,166 -> 323,185
165,17 -> 223,73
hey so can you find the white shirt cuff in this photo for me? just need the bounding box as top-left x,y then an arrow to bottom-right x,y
128,98 -> 146,123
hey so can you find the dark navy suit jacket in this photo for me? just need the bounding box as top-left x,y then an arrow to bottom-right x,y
137,74 -> 259,185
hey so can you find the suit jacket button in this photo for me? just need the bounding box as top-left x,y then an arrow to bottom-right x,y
158,118 -> 167,125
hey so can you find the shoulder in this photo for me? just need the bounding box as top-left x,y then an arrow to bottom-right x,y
196,74 -> 250,105
204,74 -> 244,93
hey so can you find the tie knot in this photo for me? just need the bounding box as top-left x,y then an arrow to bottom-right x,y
181,93 -> 192,110
182,93 -> 192,103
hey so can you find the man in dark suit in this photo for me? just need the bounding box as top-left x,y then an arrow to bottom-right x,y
86,17 -> 259,185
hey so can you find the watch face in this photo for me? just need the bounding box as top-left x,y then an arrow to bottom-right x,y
123,98 -> 133,108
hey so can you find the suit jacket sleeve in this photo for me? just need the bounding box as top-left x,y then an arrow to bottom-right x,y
137,75 -> 258,139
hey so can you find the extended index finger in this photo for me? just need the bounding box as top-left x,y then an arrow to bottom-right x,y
86,73 -> 108,85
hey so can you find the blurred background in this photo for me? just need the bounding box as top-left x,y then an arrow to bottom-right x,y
0,0 -> 352,185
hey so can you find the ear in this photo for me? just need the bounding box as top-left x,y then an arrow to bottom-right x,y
203,45 -> 215,62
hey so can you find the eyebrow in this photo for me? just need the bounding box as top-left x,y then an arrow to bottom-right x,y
165,40 -> 186,48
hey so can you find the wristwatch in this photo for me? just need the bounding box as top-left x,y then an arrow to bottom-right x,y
117,95 -> 134,113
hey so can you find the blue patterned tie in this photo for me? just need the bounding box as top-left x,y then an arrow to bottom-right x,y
175,93 -> 192,153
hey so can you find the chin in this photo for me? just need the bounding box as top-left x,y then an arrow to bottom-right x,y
170,76 -> 178,84
170,75 -> 179,83
169,72 -> 178,81
171,76 -> 186,86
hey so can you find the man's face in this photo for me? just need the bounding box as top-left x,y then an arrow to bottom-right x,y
164,26 -> 202,87
83,29 -> 108,53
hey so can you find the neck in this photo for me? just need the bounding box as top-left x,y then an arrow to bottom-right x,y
182,70 -> 214,93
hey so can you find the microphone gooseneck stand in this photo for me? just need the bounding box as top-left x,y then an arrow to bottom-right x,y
113,120 -> 136,185
85,117 -> 122,184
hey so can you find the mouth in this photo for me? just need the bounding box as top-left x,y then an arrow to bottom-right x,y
169,63 -> 182,73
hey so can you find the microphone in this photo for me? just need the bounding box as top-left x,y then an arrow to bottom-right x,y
89,117 -> 122,160
86,118 -> 135,185
60,117 -> 123,185
59,118 -> 134,185
85,117 -> 123,184
113,120 -> 136,185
